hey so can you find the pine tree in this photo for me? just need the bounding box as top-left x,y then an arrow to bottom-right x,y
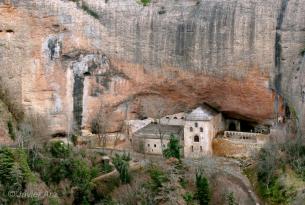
163,134 -> 181,159
195,170 -> 210,205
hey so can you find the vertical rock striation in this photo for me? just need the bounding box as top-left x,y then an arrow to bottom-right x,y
0,0 -> 304,133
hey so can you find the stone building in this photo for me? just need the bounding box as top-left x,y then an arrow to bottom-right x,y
132,123 -> 184,155
183,106 -> 224,158
133,105 -> 224,158
132,105 -> 270,158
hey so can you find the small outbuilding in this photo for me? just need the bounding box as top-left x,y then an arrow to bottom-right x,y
132,123 -> 184,155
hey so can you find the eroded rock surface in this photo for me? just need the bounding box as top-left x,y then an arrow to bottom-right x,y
0,0 -> 304,133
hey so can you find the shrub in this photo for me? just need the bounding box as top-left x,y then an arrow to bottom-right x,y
140,0 -> 150,6
301,47 -> 305,56
0,147 -> 27,200
226,192 -> 238,205
195,170 -> 210,205
50,141 -> 71,158
112,154 -> 130,184
163,134 -> 181,159
147,165 -> 168,191
257,145 -> 279,188
183,192 -> 194,205
7,120 -> 15,140
81,2 -> 99,19
71,134 -> 78,146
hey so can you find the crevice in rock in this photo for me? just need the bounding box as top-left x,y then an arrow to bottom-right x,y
73,75 -> 84,131
274,0 -> 289,120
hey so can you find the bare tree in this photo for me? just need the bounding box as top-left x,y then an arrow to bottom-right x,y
91,105 -> 110,150
17,112 -> 50,149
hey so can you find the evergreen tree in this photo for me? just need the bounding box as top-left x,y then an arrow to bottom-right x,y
112,154 -> 130,183
195,170 -> 210,205
163,134 -> 181,159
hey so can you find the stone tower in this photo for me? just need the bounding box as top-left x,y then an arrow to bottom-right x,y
184,106 -> 223,158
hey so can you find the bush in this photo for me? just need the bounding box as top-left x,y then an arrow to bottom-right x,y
226,192 -> 238,205
7,120 -> 15,140
50,141 -> 71,158
112,154 -> 130,184
140,0 -> 150,6
301,47 -> 305,56
195,170 -> 210,205
0,147 -> 27,202
256,141 -> 298,204
183,192 -> 194,205
163,134 -> 181,159
81,2 -> 99,19
147,165 -> 168,191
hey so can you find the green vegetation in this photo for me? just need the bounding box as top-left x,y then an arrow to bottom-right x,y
251,138 -> 305,204
195,170 -> 210,205
183,192 -> 194,205
81,2 -> 99,19
0,147 -> 36,204
147,165 -> 169,191
0,140 -> 115,204
139,0 -> 151,6
163,134 -> 181,159
226,192 -> 238,205
49,141 -> 71,158
301,47 -> 305,56
7,120 -> 15,140
112,153 -> 131,184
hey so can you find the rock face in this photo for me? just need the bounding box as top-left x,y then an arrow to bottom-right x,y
0,0 -> 304,134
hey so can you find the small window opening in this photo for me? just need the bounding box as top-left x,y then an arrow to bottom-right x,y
195,122 -> 198,127
154,144 -> 156,147
181,117 -> 184,119
200,146 -> 203,152
6,29 -> 14,33
147,144 -> 150,147
194,135 -> 199,142
190,127 -> 193,132
173,116 -> 177,119
191,146 -> 194,152
200,127 -> 203,132
166,117 -> 170,119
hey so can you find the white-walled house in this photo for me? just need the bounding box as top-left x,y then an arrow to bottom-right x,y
183,106 -> 224,158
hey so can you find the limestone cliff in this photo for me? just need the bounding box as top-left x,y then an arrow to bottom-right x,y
0,0 -> 304,134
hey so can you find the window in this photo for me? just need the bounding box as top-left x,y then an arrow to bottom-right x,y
174,116 -> 177,119
147,144 -> 150,147
200,127 -> 203,132
195,122 -> 198,127
154,144 -> 157,147
191,146 -> 194,152
181,117 -> 184,119
166,117 -> 170,119
190,127 -> 193,132
200,146 -> 203,152
194,135 -> 199,142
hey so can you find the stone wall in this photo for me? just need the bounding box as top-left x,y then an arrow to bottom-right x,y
213,138 -> 264,158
